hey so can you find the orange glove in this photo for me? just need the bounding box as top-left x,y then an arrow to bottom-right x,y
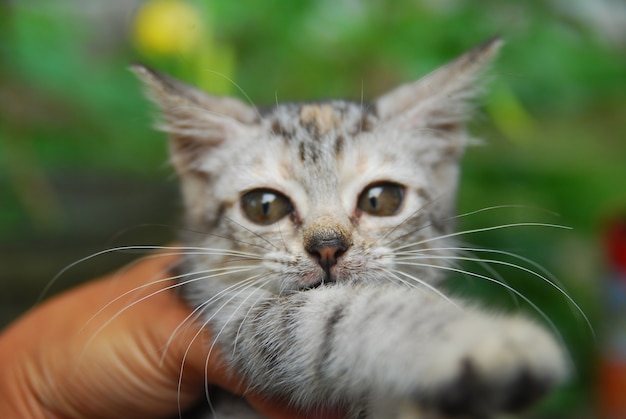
0,251 -> 341,418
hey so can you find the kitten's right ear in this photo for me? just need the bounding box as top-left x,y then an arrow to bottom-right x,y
131,64 -> 258,169
374,37 -> 503,135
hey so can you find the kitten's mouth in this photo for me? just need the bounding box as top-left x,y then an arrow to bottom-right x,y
301,272 -> 337,290
302,278 -> 337,291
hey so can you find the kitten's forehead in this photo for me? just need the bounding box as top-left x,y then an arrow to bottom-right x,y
261,100 -> 378,150
241,101 -> 380,214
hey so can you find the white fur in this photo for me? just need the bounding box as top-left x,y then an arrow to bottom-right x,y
133,37 -> 568,418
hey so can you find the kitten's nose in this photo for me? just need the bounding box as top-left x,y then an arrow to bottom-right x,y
305,236 -> 349,277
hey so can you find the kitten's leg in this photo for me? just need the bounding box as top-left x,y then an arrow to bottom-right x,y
209,285 -> 567,418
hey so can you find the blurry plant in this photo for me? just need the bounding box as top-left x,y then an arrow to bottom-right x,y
2,2 -> 625,414
133,0 -> 204,56
132,0 -> 235,95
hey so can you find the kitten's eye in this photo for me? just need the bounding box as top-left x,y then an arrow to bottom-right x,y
357,182 -> 404,216
241,189 -> 293,225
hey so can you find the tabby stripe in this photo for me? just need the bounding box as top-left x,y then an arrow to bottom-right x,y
316,302 -> 346,377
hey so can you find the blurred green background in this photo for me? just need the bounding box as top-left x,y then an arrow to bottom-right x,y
1,0 -> 625,417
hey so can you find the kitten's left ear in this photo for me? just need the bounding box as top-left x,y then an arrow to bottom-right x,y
375,36 -> 503,134
132,64 -> 258,171
132,64 -> 258,132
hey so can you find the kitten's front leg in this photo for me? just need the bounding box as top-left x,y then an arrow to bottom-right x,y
216,285 -> 567,418
406,313 -> 566,418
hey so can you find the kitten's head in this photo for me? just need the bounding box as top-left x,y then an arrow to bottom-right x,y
134,37 -> 502,295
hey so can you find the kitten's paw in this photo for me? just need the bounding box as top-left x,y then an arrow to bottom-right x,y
417,316 -> 568,417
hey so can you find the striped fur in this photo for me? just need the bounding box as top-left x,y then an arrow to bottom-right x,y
134,37 -> 567,418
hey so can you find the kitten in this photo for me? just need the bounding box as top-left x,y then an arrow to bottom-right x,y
132,37 -> 568,418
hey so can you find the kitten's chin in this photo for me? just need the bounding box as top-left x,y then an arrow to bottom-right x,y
298,272 -> 331,291
294,269 -> 339,291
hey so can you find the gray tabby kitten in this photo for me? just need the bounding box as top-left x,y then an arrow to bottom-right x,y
133,37 -> 567,418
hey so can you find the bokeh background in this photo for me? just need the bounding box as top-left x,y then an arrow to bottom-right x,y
1,0 -> 625,417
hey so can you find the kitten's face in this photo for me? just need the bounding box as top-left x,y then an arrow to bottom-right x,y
191,101 -> 457,292
133,38 -> 501,295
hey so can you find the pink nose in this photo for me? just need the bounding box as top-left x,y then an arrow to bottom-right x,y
309,245 -> 344,271
306,237 -> 349,277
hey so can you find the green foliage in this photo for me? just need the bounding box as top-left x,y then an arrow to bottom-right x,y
2,1 -> 625,416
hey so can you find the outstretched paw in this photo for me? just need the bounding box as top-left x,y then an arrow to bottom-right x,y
433,359 -> 552,417
417,316 -> 567,418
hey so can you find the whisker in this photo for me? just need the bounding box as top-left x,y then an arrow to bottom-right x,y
445,205 -> 561,223
173,274 -> 271,412
81,265 -> 251,332
382,268 -> 462,311
40,245 -> 263,302
381,268 -> 415,290
161,273 -> 266,365
225,217 -> 280,251
391,223 -> 572,253
396,252 -> 594,339
394,260 -> 565,344
458,249 -> 521,308
107,221 -> 274,253
195,231 -> 274,252
384,204 -> 565,250
80,266 -> 258,359
209,275 -> 271,364
173,273 -> 269,417
231,279 -> 275,356
398,245 -> 568,294
380,196 -> 444,244
201,69 -> 264,123
205,277 -> 274,394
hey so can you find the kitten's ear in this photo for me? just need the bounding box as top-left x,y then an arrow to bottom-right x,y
131,64 -> 258,170
375,37 -> 503,133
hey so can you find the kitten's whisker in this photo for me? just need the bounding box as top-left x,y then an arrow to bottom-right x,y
125,251 -> 264,266
383,268 -> 462,310
397,254 -> 568,302
387,203 -> 565,266
459,245 -> 569,292
397,247 -> 596,340
232,278 -> 275,356
41,244 -> 265,302
396,251 -> 517,303
80,265 -> 252,334
202,285 -> 271,405
445,205 -> 561,223
207,277 -> 274,378
396,253 -> 594,338
195,230 -> 274,252
174,275 -> 270,408
40,245 -> 178,303
225,216 -> 280,251
391,223 -> 572,253
81,267 -> 257,359
162,274 -> 266,365
382,268 -> 418,289
397,244 -> 567,290
205,282 -> 270,413
275,221 -> 290,253
267,91 -> 282,136
394,261 -> 563,342
174,273 -> 269,416
200,69 -> 264,122
380,195 -> 444,244
458,249 -> 521,308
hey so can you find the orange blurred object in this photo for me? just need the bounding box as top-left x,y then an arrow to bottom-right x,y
598,216 -> 626,418
598,357 -> 626,418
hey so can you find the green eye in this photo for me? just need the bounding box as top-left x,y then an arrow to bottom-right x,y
357,182 -> 404,216
241,189 -> 293,225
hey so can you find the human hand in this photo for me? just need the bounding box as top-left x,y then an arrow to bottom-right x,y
0,250 -> 338,418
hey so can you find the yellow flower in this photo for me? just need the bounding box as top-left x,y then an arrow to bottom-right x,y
133,0 -> 204,56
